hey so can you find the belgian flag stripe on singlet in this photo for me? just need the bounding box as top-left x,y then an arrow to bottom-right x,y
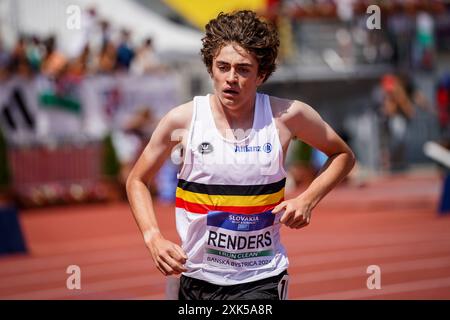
175,178 -> 286,214
177,178 -> 286,195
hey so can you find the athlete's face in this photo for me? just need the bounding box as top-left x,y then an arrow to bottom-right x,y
211,43 -> 265,109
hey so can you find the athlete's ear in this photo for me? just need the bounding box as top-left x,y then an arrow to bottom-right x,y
256,72 -> 265,86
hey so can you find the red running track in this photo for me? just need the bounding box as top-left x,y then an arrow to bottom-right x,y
0,170 -> 449,300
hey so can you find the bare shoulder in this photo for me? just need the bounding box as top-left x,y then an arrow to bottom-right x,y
160,100 -> 194,131
269,96 -> 317,122
269,96 -> 293,119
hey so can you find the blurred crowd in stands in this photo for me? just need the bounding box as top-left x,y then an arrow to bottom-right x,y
265,0 -> 450,70
268,0 -> 448,22
0,7 -> 165,82
1,1 -> 449,82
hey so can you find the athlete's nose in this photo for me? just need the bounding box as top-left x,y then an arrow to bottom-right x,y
226,68 -> 238,83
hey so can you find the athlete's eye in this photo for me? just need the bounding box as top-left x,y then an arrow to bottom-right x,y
217,65 -> 229,72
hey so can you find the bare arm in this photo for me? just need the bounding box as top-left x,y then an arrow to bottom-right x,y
273,100 -> 355,228
126,102 -> 191,275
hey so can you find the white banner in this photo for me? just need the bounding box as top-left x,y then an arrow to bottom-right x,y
0,73 -> 183,144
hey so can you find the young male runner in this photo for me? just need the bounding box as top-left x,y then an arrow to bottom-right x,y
126,10 -> 355,300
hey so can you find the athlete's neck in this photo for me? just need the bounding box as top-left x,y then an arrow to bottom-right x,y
211,94 -> 256,130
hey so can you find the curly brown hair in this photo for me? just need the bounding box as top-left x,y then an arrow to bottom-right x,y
201,10 -> 279,83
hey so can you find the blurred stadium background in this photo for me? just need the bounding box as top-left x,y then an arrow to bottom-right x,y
0,0 -> 450,300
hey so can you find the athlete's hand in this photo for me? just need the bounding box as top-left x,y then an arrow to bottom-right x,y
145,231 -> 188,276
272,196 -> 313,229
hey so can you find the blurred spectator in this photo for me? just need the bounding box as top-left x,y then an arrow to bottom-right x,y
67,44 -> 92,78
377,73 -> 415,172
413,11 -> 436,71
41,36 -> 68,78
99,20 -> 112,51
400,72 -> 434,113
0,37 -> 10,80
437,73 -> 450,148
25,36 -> 43,72
131,38 -> 163,75
96,41 -> 117,74
116,29 -> 135,71
10,35 -> 32,78
387,5 -> 415,70
111,107 -> 155,186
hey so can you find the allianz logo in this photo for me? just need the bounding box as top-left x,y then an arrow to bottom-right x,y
234,143 -> 272,153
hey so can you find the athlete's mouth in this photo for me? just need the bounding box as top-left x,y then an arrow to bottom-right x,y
223,88 -> 239,95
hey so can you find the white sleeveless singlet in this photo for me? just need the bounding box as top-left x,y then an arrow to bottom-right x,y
175,93 -> 289,285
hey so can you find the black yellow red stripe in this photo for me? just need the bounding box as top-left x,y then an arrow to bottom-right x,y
176,187 -> 284,207
176,178 -> 285,214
